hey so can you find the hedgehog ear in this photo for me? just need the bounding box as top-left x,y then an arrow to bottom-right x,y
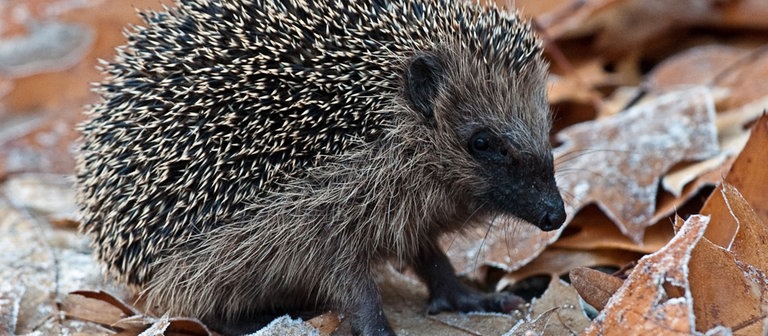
405,53 -> 444,121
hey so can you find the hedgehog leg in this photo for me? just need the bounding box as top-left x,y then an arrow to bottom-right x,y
413,242 -> 524,314
347,278 -> 396,336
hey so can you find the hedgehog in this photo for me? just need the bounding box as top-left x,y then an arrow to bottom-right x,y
75,0 -> 567,334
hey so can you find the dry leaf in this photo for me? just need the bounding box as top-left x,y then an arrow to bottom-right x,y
552,205 -> 674,253
569,267 -> 623,311
582,215 -> 726,335
499,247 -> 640,291
646,45 -> 750,90
63,291 -> 214,336
0,279 -> 24,335
61,292 -> 137,328
539,0 -> 722,57
702,114 -> 768,225
503,308 -> 555,336
376,265 -> 521,336
0,0 -> 173,177
444,219 -> 559,276
527,277 -> 591,335
713,49 -> 768,111
555,87 -> 719,242
306,312 -> 341,336
686,182 -> 768,334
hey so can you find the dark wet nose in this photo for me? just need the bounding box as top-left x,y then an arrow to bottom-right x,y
537,200 -> 567,231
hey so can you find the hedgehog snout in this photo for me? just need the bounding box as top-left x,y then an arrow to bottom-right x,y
535,188 -> 566,231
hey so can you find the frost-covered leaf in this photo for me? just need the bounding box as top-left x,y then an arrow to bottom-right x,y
555,87 -> 719,242
527,277 -> 591,335
583,215 -> 715,335
444,219 -> 558,275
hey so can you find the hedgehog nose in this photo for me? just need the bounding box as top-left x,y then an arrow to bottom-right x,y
538,199 -> 566,231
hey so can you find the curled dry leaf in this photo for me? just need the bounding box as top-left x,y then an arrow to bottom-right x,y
62,290 -> 214,336
61,291 -> 138,328
555,87 -> 720,242
569,267 -> 623,311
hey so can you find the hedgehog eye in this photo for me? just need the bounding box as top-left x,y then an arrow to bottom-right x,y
470,132 -> 491,152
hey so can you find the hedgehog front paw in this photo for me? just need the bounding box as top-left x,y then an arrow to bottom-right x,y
427,286 -> 524,315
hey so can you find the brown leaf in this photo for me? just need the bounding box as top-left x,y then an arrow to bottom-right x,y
553,205 -> 674,253
583,215 -> 709,335
503,308 -> 555,336
67,290 -> 140,317
0,0 -> 173,177
715,0 -> 768,30
713,49 -> 768,111
687,220 -> 768,334
702,114 -> 768,225
646,45 -> 750,90
444,219 -> 558,276
539,0 -> 722,57
570,267 -> 623,311
61,292 -> 137,328
555,87 -> 720,242
306,312 -> 341,336
527,277 -> 592,335
724,184 -> 768,274
499,247 -> 641,290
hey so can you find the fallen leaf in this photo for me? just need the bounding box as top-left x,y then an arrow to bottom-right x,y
503,308 -> 555,336
646,45 -> 750,90
712,48 -> 768,111
569,267 -> 623,311
687,183 -> 768,334
555,87 -> 720,242
61,292 -> 137,329
583,215 -> 729,335
306,312 -> 341,336
702,114 -> 768,225
527,277 -> 591,335
552,205 -> 674,253
0,279 -> 24,335
444,218 -> 559,276
499,247 -> 641,291
539,0 -> 722,57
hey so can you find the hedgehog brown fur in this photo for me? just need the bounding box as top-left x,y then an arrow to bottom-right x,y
76,0 -> 566,334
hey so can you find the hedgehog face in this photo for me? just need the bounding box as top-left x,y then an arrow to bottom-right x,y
464,128 -> 566,231
404,51 -> 566,231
